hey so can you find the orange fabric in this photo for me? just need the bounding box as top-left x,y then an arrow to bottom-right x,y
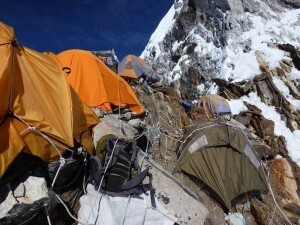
44,51 -> 64,67
69,87 -> 99,154
0,119 -> 25,177
43,51 -> 99,154
0,23 -> 98,176
57,50 -> 144,114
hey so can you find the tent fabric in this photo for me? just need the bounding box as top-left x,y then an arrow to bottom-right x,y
43,51 -> 100,154
202,95 -> 231,119
0,22 -> 98,177
118,54 -> 159,82
57,50 -> 144,115
176,121 -> 268,209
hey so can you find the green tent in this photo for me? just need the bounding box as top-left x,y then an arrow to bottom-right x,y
176,121 -> 268,209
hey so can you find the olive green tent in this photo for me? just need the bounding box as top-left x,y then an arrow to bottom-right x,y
176,121 -> 268,209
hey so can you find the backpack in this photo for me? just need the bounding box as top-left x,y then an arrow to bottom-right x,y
89,138 -> 156,207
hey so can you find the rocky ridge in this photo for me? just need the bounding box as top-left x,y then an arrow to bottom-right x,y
141,0 -> 300,224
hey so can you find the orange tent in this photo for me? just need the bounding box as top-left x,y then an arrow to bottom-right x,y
43,51 -> 100,152
57,50 -> 144,115
0,23 -> 98,177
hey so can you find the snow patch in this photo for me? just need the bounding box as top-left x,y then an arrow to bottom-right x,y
272,76 -> 300,110
197,84 -> 206,94
228,100 -> 248,115
220,9 -> 300,82
240,92 -> 300,165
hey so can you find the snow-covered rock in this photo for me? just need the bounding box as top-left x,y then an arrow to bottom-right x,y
141,0 -> 300,94
141,0 -> 300,165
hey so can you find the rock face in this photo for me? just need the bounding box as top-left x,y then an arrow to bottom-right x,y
269,158 -> 300,206
141,0 -> 300,224
141,0 -> 300,99
0,176 -> 49,225
142,0 -> 300,175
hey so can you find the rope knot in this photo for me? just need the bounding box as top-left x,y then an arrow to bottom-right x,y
10,40 -> 19,47
29,126 -> 36,131
60,157 -> 65,167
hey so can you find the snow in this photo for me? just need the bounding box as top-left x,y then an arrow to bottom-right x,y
197,84 -> 206,94
141,1 -> 300,165
238,92 -> 300,165
289,67 -> 300,80
228,100 -> 248,115
172,40 -> 183,52
272,76 -> 290,96
220,8 -> 300,82
272,76 -> 300,110
207,83 -> 218,95
168,54 -> 190,82
231,52 -> 261,82
140,4 -> 176,59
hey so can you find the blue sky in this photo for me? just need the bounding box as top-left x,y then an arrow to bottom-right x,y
0,0 -> 173,60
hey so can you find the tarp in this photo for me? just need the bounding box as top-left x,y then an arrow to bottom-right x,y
78,184 -> 176,225
0,22 -> 98,177
118,54 -> 159,83
202,95 -> 231,119
57,50 -> 145,115
176,121 -> 268,209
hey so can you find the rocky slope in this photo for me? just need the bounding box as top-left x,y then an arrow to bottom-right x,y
141,0 -> 300,165
141,0 -> 300,224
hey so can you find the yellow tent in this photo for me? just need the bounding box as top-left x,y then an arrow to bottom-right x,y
57,50 -> 145,115
0,22 -> 99,177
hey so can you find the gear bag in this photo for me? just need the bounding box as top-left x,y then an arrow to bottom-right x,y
89,138 -> 156,207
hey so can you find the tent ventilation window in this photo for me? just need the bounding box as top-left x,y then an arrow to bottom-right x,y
188,135 -> 208,154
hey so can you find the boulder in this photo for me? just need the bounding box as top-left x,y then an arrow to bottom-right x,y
93,115 -> 138,155
0,176 -> 49,225
250,198 -> 289,225
253,144 -> 276,159
234,112 -> 253,126
127,118 -> 146,130
269,158 -> 300,206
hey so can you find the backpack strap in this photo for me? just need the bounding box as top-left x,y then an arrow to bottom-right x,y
106,145 -> 121,168
148,171 -> 156,209
121,167 -> 149,191
88,155 -> 103,185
